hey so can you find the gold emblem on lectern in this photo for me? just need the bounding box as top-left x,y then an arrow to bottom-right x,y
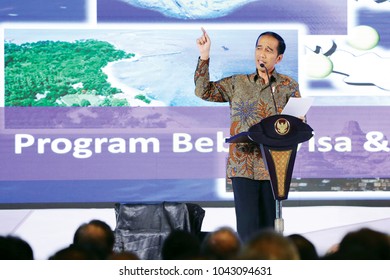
274,118 -> 290,135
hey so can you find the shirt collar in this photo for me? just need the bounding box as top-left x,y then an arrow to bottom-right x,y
253,69 -> 279,84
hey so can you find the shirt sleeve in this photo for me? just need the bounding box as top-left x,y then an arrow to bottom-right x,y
194,57 -> 231,103
290,80 -> 301,99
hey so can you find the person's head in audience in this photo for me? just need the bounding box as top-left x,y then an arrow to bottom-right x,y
201,227 -> 241,260
288,234 -> 319,260
239,229 -> 299,260
49,244 -> 99,260
73,219 -> 115,259
161,229 -> 201,260
323,227 -> 390,260
0,235 -> 34,260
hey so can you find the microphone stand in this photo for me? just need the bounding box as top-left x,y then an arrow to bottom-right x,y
261,63 -> 278,115
260,63 -> 284,233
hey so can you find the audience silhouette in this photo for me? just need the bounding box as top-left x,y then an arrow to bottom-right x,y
49,244 -> 99,260
108,251 -> 140,260
200,226 -> 241,260
322,227 -> 390,260
288,233 -> 319,260
1,220 -> 389,261
161,229 -> 201,260
239,229 -> 300,260
0,235 -> 34,260
72,219 -> 115,260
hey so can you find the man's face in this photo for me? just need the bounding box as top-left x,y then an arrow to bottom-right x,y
255,35 -> 283,73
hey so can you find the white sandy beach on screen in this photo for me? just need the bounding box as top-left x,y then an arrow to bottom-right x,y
102,54 -> 165,107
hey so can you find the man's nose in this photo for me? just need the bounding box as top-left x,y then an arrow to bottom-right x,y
259,51 -> 266,58
258,49 -> 266,57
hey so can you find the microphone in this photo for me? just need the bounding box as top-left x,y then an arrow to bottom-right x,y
260,63 -> 278,115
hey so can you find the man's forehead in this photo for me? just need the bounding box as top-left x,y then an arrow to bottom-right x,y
257,35 -> 278,46
257,35 -> 279,49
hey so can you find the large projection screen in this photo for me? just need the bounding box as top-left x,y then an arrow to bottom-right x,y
0,0 -> 389,207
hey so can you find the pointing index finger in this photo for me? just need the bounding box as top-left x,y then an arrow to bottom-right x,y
201,27 -> 209,39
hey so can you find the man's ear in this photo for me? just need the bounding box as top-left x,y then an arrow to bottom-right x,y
276,54 -> 283,64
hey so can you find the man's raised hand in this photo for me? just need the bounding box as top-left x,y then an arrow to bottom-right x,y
196,27 -> 211,60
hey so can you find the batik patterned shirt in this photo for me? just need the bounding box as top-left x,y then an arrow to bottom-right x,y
194,58 -> 301,180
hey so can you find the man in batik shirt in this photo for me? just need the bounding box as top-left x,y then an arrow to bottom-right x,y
195,28 -> 301,242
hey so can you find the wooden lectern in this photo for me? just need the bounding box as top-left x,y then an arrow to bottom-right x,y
226,114 -> 314,233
